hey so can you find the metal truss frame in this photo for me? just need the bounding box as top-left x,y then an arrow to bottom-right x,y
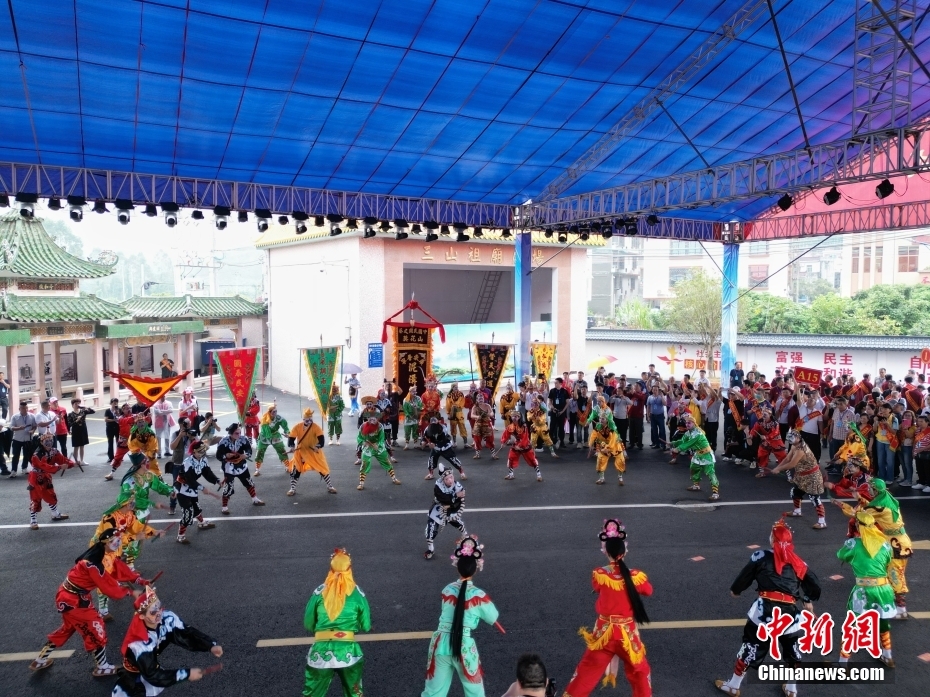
537,0 -> 769,202
0,162 -> 512,227
521,123 -> 930,226
745,197 -> 930,239
853,0 -> 916,133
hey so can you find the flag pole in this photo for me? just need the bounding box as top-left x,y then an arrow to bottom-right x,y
209,351 -> 214,413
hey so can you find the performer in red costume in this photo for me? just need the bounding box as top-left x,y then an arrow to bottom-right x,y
28,432 -> 74,529
244,393 -> 261,445
826,456 -> 873,501
29,527 -> 148,677
419,375 -> 444,440
105,404 -> 136,480
564,519 -> 652,697
501,410 -> 542,482
743,408 -> 787,474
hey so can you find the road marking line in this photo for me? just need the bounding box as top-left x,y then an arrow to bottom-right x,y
0,650 -> 74,662
912,539 -> 930,550
1,497 -> 927,531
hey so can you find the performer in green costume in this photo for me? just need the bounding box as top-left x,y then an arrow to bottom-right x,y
117,453 -> 173,525
404,387 -> 425,447
254,404 -> 289,475
672,413 -> 720,501
837,511 -> 896,667
421,536 -> 499,697
303,548 -> 371,697
356,416 -> 400,490
327,385 -> 346,445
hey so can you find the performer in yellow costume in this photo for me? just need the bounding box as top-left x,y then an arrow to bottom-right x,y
287,408 -> 337,496
128,415 -> 161,476
528,404 -> 558,458
499,383 -> 519,420
445,383 -> 468,447
591,412 -> 626,486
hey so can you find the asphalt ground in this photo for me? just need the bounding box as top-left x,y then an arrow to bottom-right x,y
1,386 -> 928,697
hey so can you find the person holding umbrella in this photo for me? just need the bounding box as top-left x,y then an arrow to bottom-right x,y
344,372 -> 361,417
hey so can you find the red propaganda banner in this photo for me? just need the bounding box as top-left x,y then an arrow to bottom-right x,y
794,366 -> 823,387
105,371 -> 191,406
213,348 -> 262,423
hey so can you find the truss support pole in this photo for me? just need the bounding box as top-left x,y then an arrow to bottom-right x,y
721,243 -> 740,382
514,231 -> 532,383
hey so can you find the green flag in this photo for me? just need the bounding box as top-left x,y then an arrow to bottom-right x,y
303,347 -> 342,418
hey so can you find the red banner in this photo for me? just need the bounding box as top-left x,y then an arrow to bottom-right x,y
213,348 -> 262,423
794,366 -> 823,387
105,371 -> 191,406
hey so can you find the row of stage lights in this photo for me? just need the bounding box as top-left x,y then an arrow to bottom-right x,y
0,193 -> 652,241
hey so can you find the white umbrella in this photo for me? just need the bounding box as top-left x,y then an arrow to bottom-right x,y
340,363 -> 363,374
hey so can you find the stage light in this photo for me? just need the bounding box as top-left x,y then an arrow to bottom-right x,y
591,221 -> 601,231
329,223 -> 342,236
161,202 -> 179,228
452,222 -> 467,235
411,224 -> 422,235
327,214 -> 345,224
501,228 -> 512,239
115,199 -> 134,225
144,204 -> 157,217
777,193 -> 793,212
569,224 -> 579,234
424,221 -> 439,231
580,232 -> 589,241
876,178 -> 894,199
0,193 -> 8,207
295,220 -> 307,234
601,224 -> 614,240
544,227 -> 553,238
557,232 -> 567,243
646,214 -> 659,226
347,218 -> 359,230
238,210 -> 248,223
255,208 -> 271,233
395,231 -> 409,241
456,231 -> 470,243
313,216 -> 325,227
363,216 -> 378,237
393,218 -> 408,229
47,197 -> 62,211
214,205 -> 230,230
624,219 -> 639,236
278,215 -> 289,225
823,186 -> 840,206
92,199 -> 108,214
191,209 -> 204,220
379,221 -> 392,232
68,195 -> 85,222
440,225 -> 451,236
363,225 -> 377,239
425,231 -> 439,242
16,193 -> 37,218
473,227 -> 483,238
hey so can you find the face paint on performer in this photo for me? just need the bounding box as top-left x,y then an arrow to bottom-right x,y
142,600 -> 164,629
442,469 -> 455,486
106,534 -> 122,552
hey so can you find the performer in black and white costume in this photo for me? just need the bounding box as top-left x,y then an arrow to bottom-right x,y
112,586 -> 222,697
424,464 -> 467,560
174,440 -> 219,544
215,423 -> 264,515
422,417 -> 466,481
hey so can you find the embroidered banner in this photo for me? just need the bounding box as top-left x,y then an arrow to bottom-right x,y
213,348 -> 262,423
530,342 -> 558,383
303,346 -> 342,418
474,344 -> 510,399
394,325 -> 432,400
104,371 -> 191,406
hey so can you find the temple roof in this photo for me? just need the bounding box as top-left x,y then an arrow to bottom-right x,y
121,294 -> 266,319
0,214 -> 117,279
0,293 -> 128,322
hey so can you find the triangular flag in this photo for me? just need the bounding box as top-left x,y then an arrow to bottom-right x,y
303,347 -> 341,418
105,371 -> 191,406
213,348 -> 262,423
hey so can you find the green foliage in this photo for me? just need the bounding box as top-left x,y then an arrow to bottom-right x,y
42,218 -> 85,258
614,298 -> 659,329
742,292 -> 811,333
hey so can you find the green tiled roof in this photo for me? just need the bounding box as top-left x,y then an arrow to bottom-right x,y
121,294 -> 266,319
0,214 -> 117,278
1,293 -> 129,322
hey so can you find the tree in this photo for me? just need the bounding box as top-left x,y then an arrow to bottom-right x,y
614,298 -> 659,329
795,277 -> 834,302
741,292 -> 811,333
806,294 -> 862,334
41,218 -> 84,258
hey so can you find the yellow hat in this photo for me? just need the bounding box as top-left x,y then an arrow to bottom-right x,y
322,548 -> 356,621
303,407 -> 314,419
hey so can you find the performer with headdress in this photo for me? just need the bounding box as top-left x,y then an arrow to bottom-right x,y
216,422 -> 264,513
423,417 -> 466,480
424,464 -> 467,560
117,453 -> 173,527
28,431 -> 74,529
528,402 -> 558,458
828,424 -> 870,473
302,549 -> 370,697
112,585 -> 223,697
127,414 -> 161,475
742,408 -> 787,474
498,384 -> 519,430
469,393 -> 496,460
403,387 -> 425,449
835,480 -> 912,619
254,404 -> 290,476
672,414 -> 720,501
836,511 -> 896,666
287,408 -> 337,496
357,414 -> 401,490
563,519 -> 652,697
502,409 -> 542,482
446,383 -> 468,448
591,412 -> 626,486
825,456 -> 872,502
715,519 -> 821,697
376,388 -> 397,445
327,385 -> 345,446
420,375 -> 444,439
174,439 -> 219,544
421,536 -> 499,697
244,392 -> 261,446
765,429 -> 827,529
105,403 -> 136,480
29,527 -> 147,678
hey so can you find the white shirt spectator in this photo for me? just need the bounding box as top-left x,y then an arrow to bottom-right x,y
34,408 -> 57,436
797,400 -> 824,435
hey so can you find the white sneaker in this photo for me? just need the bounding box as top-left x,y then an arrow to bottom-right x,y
923,485 -> 930,493
899,482 -> 912,487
